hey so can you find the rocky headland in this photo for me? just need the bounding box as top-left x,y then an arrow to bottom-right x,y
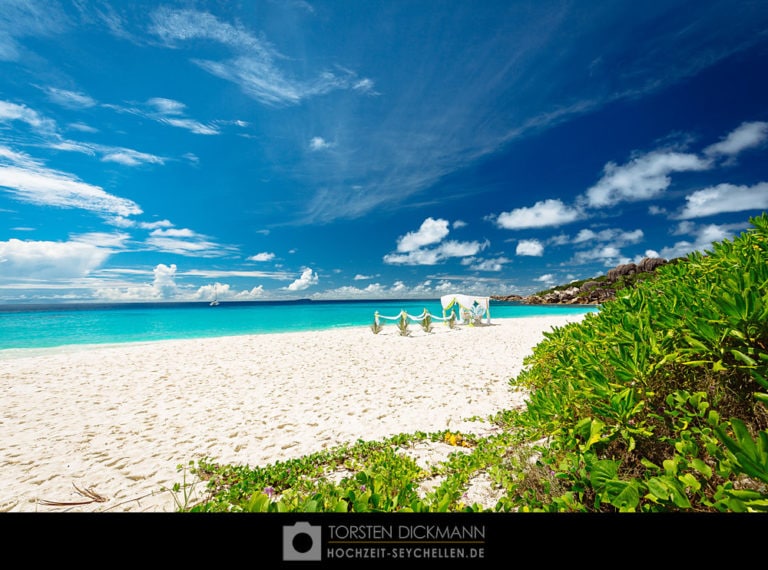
492,256 -> 673,305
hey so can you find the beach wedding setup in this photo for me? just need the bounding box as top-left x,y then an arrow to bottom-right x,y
372,294 -> 492,334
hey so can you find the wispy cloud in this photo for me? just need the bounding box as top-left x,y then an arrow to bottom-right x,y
0,146 -> 142,217
0,100 -> 57,132
100,148 -> 166,166
68,122 -> 98,133
146,97 -> 220,135
0,0 -> 70,62
146,227 -> 233,257
105,97 -> 221,135
184,268 -> 292,280
148,8 -> 374,107
1,97 -> 166,166
45,87 -> 97,109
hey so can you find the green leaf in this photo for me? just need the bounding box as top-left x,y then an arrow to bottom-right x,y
663,458 -> 679,477
606,480 -> 640,512
678,473 -> 701,492
731,349 -> 757,367
646,476 -> 692,509
588,459 -> 619,491
691,458 -> 713,479
641,458 -> 661,471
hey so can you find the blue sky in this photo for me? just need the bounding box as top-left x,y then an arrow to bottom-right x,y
1,1 -> 767,304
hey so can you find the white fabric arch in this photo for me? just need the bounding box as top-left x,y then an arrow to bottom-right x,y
440,294 -> 491,325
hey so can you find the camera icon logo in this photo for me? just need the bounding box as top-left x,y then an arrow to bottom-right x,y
283,521 -> 322,561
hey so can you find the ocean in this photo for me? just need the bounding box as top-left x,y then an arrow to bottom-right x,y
0,298 -> 598,352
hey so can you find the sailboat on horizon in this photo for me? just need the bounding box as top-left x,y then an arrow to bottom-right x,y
210,284 -> 220,306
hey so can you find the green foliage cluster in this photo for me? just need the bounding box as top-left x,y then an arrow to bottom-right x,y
511,213 -> 768,512
172,214 -> 768,513
179,430 -> 513,513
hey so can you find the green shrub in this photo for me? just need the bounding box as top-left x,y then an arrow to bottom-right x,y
510,213 -> 768,512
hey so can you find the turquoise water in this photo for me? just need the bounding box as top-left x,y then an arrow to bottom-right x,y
0,299 -> 598,351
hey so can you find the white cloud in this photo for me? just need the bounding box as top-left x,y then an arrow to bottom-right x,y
146,228 -> 229,257
45,87 -> 97,109
516,239 -> 544,256
584,151 -> 711,208
286,267 -> 318,291
704,121 -> 768,157
184,268 -> 292,279
106,98 -> 220,135
152,263 -> 179,298
384,239 -> 489,266
354,274 -> 373,280
535,274 -> 556,284
147,97 -> 186,115
659,222 -> 746,259
233,285 -> 265,299
496,199 -> 582,229
248,252 -> 276,262
0,100 -> 57,132
568,244 -> 630,268
396,217 -> 450,252
162,117 -> 220,135
101,148 -> 166,166
68,122 -> 98,133
676,182 -> 768,219
0,153 -> 142,217
573,228 -> 644,245
109,216 -> 173,230
438,240 -> 488,257
70,231 -> 130,249
0,238 -> 111,280
468,256 -> 510,271
310,137 -> 331,151
452,220 -> 467,229
312,282 -> 388,299
672,221 -> 697,235
383,249 -> 439,266
353,78 -> 375,93
145,97 -> 220,135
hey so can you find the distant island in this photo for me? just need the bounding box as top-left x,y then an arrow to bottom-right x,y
492,256 -> 677,305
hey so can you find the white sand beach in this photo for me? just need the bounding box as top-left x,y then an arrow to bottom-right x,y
0,314 -> 585,512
